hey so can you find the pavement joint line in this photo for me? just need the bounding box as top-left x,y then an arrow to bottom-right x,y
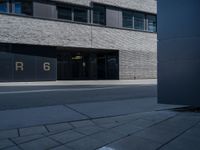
156,119 -> 200,150
8,138 -> 24,150
94,113 -> 179,150
17,128 -> 20,137
0,111 -> 177,149
64,115 -> 163,149
64,104 -> 92,119
156,106 -> 189,112
0,109 -> 157,132
0,138 -> 16,150
44,132 -> 66,146
0,86 -> 125,95
43,125 -> 50,133
0,109 -> 160,132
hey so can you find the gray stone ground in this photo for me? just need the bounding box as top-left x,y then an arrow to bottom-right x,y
0,98 -> 200,150
0,80 -> 199,150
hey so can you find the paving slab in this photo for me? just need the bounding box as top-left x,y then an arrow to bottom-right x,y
0,129 -> 18,139
68,98 -> 156,118
0,139 -> 14,149
89,130 -> 124,145
3,146 -> 21,150
50,145 -> 73,150
46,122 -> 73,132
74,125 -> 104,135
160,135 -> 200,150
66,136 -> 103,150
92,117 -> 123,128
12,134 -> 44,144
98,135 -> 162,150
110,123 -> 141,136
19,126 -> 47,136
70,120 -> 95,128
19,137 -> 60,150
0,105 -> 87,130
68,98 -> 182,118
50,130 -> 84,144
134,127 -> 181,144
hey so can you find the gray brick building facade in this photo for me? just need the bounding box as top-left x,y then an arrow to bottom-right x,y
0,0 -> 157,81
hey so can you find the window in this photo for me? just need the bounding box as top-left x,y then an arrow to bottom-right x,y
0,2 -> 7,13
134,12 -> 145,30
123,11 -> 133,28
147,15 -> 157,32
57,6 -> 72,20
13,2 -> 22,14
0,0 -> 32,15
13,0 -> 32,15
93,4 -> 106,25
74,7 -> 88,23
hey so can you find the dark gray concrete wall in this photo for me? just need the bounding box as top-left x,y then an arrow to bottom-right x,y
158,0 -> 200,105
0,44 -> 57,82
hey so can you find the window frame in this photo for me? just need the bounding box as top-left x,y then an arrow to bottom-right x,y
122,10 -> 134,29
0,1 -> 8,13
92,4 -> 106,25
73,6 -> 88,23
57,5 -> 73,21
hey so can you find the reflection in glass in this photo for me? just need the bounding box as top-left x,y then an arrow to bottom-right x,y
93,4 -> 106,25
14,2 -> 22,14
0,2 -> 7,13
74,7 -> 88,23
123,11 -> 133,28
134,12 -> 145,30
57,6 -> 72,20
147,15 -> 157,32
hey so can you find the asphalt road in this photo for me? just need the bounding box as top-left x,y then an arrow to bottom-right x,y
0,84 -> 157,110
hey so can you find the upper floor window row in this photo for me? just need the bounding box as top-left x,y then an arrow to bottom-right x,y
123,10 -> 156,32
0,0 -> 32,15
0,1 -> 156,33
57,5 -> 89,23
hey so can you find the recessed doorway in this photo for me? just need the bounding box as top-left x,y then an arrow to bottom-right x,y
57,49 -> 119,80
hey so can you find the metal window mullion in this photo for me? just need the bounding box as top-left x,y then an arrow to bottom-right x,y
91,3 -> 94,24
6,1 -> 10,13
89,8 -> 92,24
132,13 -> 134,29
72,7 -> 74,21
145,14 -> 148,31
11,2 -> 15,13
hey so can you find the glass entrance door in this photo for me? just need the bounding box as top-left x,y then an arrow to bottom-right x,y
57,49 -> 119,80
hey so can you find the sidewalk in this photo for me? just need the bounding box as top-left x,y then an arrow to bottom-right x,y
0,79 -> 157,87
1,97 -> 199,150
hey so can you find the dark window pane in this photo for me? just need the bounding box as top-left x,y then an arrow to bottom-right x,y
14,2 -> 22,14
57,6 -> 72,20
93,4 -> 106,25
134,12 -> 145,30
21,1 -> 33,15
74,7 -> 88,23
13,1 -> 32,15
123,11 -> 133,28
0,2 -> 7,13
147,15 -> 157,32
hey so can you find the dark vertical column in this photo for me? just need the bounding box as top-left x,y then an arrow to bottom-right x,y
158,0 -> 200,105
0,44 -> 13,82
